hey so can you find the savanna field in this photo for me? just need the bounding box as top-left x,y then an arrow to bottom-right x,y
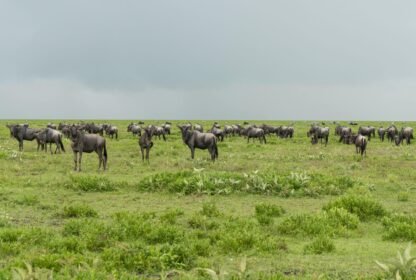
1,120 -> 416,279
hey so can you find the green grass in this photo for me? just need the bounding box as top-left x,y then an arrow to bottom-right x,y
1,119 -> 416,279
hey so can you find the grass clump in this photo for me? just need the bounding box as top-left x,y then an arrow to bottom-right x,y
382,214 -> 416,242
61,204 -> 98,218
304,235 -> 336,255
67,176 -> 116,192
255,203 -> 285,226
323,193 -> 387,221
277,208 -> 359,237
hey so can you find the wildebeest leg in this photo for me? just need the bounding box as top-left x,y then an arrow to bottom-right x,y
247,137 -> 250,143
73,152 -> 78,171
263,135 -> 267,144
78,152 -> 83,172
146,147 -> 149,161
162,134 -> 166,141
140,147 -> 144,161
191,147 -> 195,159
97,149 -> 103,170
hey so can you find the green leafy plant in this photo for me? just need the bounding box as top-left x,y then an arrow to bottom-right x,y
376,243 -> 416,280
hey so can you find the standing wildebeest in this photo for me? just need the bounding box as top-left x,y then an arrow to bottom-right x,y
358,126 -> 375,141
276,125 -> 294,138
246,126 -> 267,144
378,127 -> 386,142
10,124 -> 43,151
139,126 -> 154,162
395,127 -> 414,145
210,125 -> 225,142
178,125 -> 218,161
70,126 -> 107,171
350,134 -> 367,156
85,123 -> 104,136
339,127 -> 352,144
386,125 -> 398,142
151,125 -> 166,141
223,125 -> 235,137
105,125 -> 118,139
309,125 -> 330,146
35,128 -> 65,154
127,123 -> 142,136
162,123 -> 172,135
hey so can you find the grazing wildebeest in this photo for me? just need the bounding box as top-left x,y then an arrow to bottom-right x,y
35,128 -> 65,154
139,126 -> 154,162
210,125 -> 225,142
350,134 -> 367,156
193,124 -> 203,132
70,126 -> 107,171
178,125 -> 218,161
105,125 -> 118,139
309,126 -> 330,146
349,122 -> 358,126
232,124 -> 241,136
10,124 -> 43,151
395,127 -> 414,145
246,126 -> 266,144
358,126 -> 375,141
386,125 -> 398,142
378,127 -> 386,142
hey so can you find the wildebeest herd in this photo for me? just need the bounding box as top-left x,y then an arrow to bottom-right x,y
5,121 -> 414,171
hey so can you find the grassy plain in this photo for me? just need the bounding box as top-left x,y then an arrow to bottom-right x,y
0,120 -> 415,279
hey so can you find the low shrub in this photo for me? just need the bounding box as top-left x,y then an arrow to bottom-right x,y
277,208 -> 359,237
255,203 -> 285,218
323,193 -> 387,221
61,204 -> 98,218
382,214 -> 416,241
67,176 -> 116,192
304,235 -> 336,254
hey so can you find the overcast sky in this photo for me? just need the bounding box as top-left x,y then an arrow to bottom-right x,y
1,1 -> 416,120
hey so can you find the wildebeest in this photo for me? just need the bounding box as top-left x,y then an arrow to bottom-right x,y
85,123 -> 104,136
223,125 -> 235,137
338,127 -> 352,144
276,126 -> 294,138
70,126 -> 107,171
127,123 -> 142,136
139,126 -> 154,162
358,126 -> 375,141
309,125 -> 330,146
246,126 -> 266,144
105,125 -> 118,139
386,125 -> 398,142
210,125 -> 225,142
349,122 -> 358,126
152,126 -> 166,141
377,127 -> 386,142
350,134 -> 367,156
162,123 -> 172,135
178,125 -> 218,161
35,128 -> 65,154
395,127 -> 414,145
9,124 -> 43,151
